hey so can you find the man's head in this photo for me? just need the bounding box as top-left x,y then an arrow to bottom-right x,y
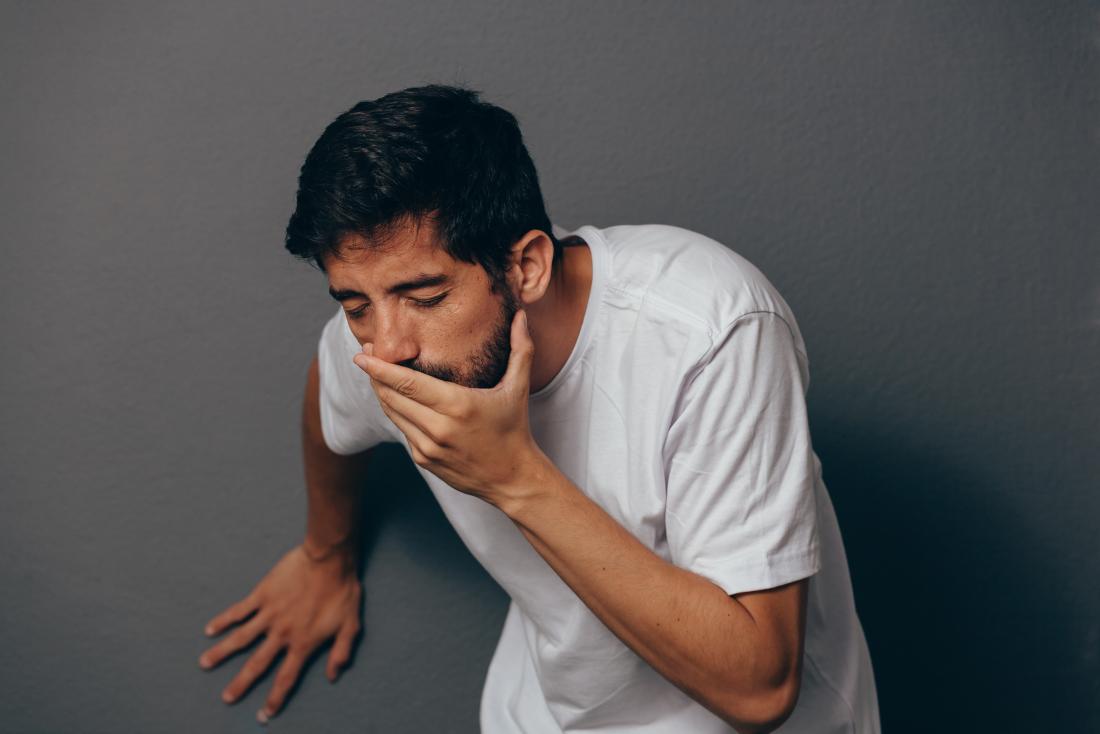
321,216 -> 544,388
285,84 -> 562,387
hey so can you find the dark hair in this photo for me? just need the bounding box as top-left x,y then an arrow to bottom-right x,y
284,84 -> 562,290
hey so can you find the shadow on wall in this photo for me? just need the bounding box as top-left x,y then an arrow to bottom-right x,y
812,410 -> 1096,732
234,421 -> 1096,732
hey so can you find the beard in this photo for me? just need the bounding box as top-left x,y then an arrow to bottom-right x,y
405,282 -> 521,389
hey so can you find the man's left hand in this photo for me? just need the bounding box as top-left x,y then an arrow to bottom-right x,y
353,309 -> 546,508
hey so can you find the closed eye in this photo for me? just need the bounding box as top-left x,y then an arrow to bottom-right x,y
346,292 -> 449,319
414,292 -> 449,308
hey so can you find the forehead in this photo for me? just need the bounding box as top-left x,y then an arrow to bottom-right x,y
324,218 -> 458,284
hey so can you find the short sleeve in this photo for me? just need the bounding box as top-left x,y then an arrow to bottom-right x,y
662,311 -> 821,597
316,306 -> 394,455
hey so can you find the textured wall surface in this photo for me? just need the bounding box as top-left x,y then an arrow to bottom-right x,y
1,2 -> 1097,732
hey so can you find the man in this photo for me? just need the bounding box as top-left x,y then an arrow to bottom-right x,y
199,84 -> 881,733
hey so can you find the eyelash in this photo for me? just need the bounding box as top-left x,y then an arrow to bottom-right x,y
346,292 -> 448,319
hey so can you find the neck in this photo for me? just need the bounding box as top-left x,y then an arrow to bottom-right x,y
526,237 -> 592,395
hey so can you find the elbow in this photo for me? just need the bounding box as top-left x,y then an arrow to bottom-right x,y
722,673 -> 801,734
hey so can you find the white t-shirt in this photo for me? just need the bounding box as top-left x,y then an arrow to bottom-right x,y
317,223 -> 881,733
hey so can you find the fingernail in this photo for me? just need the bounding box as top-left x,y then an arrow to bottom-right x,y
257,708 -> 270,724
199,655 -> 209,668
222,691 -> 234,704
205,624 -> 215,636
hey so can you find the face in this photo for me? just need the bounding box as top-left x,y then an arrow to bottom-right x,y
324,220 -> 522,389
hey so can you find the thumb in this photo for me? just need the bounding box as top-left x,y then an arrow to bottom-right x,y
501,309 -> 534,393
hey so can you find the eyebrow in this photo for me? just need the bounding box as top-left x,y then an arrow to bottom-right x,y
328,272 -> 452,302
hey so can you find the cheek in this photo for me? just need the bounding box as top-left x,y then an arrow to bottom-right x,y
428,302 -> 495,353
426,316 -> 473,353
436,295 -> 483,331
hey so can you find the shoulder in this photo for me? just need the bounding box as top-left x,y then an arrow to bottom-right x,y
596,223 -> 806,348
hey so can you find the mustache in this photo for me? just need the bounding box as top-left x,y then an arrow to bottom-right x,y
391,290 -> 518,388
409,362 -> 460,383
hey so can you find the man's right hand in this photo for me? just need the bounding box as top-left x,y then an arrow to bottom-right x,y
198,543 -> 363,724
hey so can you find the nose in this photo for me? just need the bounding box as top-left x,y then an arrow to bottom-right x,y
363,306 -> 419,366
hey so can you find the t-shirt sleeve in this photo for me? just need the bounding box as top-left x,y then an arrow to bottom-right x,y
316,306 -> 393,455
662,311 -> 822,597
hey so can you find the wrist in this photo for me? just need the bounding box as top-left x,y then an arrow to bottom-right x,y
301,534 -> 359,564
496,445 -> 560,519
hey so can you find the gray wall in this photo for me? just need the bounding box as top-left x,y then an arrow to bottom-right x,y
2,2 -> 1097,732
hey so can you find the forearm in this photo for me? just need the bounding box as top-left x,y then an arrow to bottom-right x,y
301,356 -> 372,562
498,450 -> 786,732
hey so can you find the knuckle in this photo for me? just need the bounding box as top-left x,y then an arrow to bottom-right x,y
454,399 -> 473,421
216,638 -> 240,658
396,379 -> 416,397
268,618 -> 292,637
227,630 -> 249,649
275,668 -> 298,688
275,652 -> 304,685
433,423 -> 454,448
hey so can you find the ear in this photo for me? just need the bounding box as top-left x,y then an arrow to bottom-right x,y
507,229 -> 556,305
